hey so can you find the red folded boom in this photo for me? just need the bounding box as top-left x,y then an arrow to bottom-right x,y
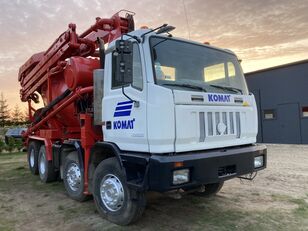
18,11 -> 134,144
19,11 -> 134,103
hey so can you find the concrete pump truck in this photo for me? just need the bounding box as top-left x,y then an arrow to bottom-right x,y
18,11 -> 267,225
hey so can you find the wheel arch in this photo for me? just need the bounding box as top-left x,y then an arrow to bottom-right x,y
27,136 -> 44,148
88,142 -> 123,193
27,136 -> 52,161
89,142 -> 150,193
28,136 -> 52,160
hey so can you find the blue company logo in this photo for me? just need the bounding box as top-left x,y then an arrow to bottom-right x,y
114,100 -> 133,117
113,100 -> 135,129
208,94 -> 231,102
113,118 -> 135,130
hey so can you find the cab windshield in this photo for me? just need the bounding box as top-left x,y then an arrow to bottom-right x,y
150,36 -> 248,95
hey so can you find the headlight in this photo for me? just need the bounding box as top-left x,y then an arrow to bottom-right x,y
173,169 -> 190,185
254,155 -> 264,168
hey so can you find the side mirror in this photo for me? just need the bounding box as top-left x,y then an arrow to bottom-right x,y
114,39 -> 133,86
156,25 -> 175,34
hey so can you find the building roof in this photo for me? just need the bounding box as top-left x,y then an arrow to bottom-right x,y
245,59 -> 308,76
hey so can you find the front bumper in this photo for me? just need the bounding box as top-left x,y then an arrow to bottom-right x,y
147,144 -> 267,192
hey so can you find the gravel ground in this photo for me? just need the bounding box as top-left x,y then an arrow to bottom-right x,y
0,144 -> 307,231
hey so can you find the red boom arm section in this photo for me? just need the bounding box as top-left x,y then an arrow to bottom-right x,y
19,12 -> 134,103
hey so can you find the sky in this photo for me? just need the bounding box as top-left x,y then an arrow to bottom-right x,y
0,0 -> 308,109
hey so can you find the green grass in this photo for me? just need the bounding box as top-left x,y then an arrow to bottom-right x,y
271,194 -> 308,218
290,198 -> 308,218
0,219 -> 15,231
184,197 -> 286,231
0,151 -> 307,231
184,195 -> 307,231
251,192 -> 260,196
0,151 -> 24,160
56,202 -> 95,220
0,152 -> 63,193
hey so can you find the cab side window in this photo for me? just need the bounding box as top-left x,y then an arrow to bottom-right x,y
131,43 -> 143,90
111,43 -> 143,90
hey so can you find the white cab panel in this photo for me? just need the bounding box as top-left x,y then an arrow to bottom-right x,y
147,84 -> 175,153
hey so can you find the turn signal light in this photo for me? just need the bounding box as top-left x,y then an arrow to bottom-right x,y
174,162 -> 184,168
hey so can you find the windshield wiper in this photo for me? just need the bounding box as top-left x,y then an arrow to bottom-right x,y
208,84 -> 243,94
162,83 -> 207,92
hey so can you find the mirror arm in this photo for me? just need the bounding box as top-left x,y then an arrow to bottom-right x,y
124,34 -> 141,43
140,24 -> 168,43
121,86 -> 140,108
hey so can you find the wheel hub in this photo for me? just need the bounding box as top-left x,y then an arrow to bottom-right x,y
39,152 -> 46,174
30,149 -> 35,168
66,163 -> 81,191
100,174 -> 124,212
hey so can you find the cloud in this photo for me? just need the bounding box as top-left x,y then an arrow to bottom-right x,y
0,0 -> 307,107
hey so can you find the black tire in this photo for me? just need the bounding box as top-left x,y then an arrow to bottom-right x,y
27,141 -> 40,175
38,145 -> 57,183
193,182 -> 224,197
93,157 -> 146,226
63,152 -> 90,202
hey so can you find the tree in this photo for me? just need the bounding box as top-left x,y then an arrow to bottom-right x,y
11,104 -> 23,125
22,109 -> 30,125
4,137 -> 23,152
0,93 -> 10,127
0,139 -> 5,152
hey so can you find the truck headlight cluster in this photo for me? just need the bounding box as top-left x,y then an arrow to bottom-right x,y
173,169 -> 190,185
254,155 -> 264,168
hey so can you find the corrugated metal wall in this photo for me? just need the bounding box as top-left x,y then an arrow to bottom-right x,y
245,61 -> 308,144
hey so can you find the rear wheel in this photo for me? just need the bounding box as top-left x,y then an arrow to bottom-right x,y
63,152 -> 90,202
27,141 -> 40,175
193,182 -> 224,197
38,145 -> 57,183
93,157 -> 146,226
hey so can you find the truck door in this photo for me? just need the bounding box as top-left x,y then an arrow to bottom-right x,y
102,42 -> 148,152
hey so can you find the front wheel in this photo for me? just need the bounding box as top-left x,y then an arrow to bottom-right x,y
193,182 -> 224,197
93,157 -> 146,226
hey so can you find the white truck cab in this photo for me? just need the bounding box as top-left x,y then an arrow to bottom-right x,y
102,30 -> 259,153
94,27 -> 266,193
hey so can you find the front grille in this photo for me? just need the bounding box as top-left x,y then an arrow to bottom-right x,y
199,111 -> 241,141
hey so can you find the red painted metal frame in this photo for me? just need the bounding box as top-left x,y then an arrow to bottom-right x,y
24,86 -> 93,137
26,86 -> 102,194
80,113 -> 102,194
19,11 -> 134,195
28,135 -> 53,161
